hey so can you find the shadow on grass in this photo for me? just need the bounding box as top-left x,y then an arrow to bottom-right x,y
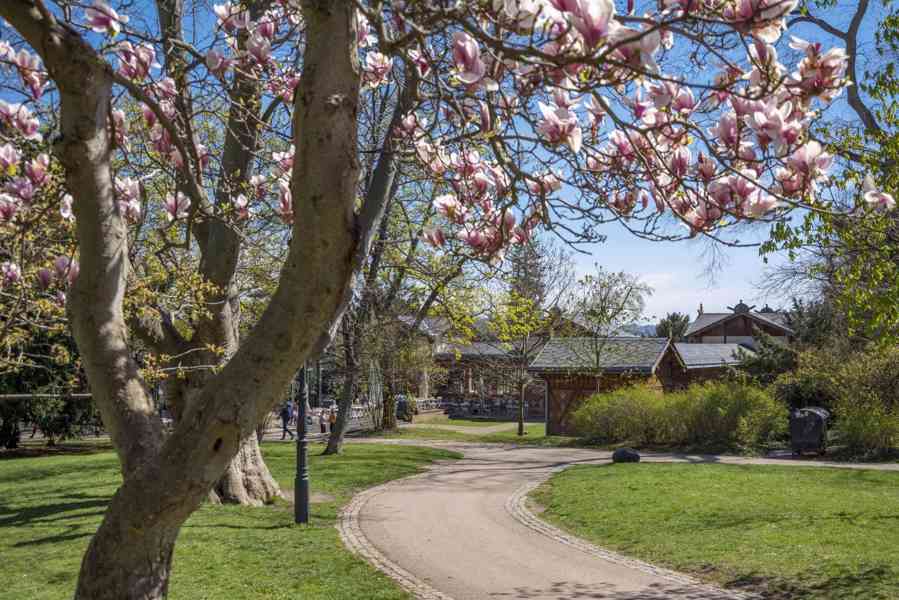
0,493 -> 110,527
726,565 -> 896,600
0,441 -> 116,460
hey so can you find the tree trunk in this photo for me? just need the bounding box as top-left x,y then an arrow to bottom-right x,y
74,478 -> 191,600
382,390 -> 397,430
167,377 -> 280,505
323,320 -> 358,455
323,369 -> 355,455
518,381 -> 526,437
210,432 -> 281,505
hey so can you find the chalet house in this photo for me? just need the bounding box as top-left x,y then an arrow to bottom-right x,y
529,337 -> 750,435
684,301 -> 792,349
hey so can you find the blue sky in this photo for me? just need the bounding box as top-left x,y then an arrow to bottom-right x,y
569,224 -> 788,323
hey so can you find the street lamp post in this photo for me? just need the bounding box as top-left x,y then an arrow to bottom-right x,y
294,364 -> 310,524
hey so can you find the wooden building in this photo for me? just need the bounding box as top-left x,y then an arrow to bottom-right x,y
529,337 -> 751,436
683,301 -> 793,349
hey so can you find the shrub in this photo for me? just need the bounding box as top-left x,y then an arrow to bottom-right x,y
571,384 -> 668,446
774,346 -> 899,455
572,381 -> 786,451
830,347 -> 899,454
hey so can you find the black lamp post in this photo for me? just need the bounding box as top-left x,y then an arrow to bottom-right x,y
294,364 -> 310,524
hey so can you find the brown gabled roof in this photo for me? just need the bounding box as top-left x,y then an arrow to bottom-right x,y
684,311 -> 793,338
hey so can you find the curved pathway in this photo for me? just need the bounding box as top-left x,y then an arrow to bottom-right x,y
342,443 -> 897,600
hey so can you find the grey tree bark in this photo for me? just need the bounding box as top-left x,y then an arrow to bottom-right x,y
0,2 -> 380,598
323,320 -> 358,455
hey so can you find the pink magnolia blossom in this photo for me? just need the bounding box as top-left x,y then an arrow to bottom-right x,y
273,147 -> 295,175
696,152 -> 717,181
512,225 -> 531,245
452,32 -> 487,85
786,141 -> 832,183
457,228 -> 490,252
724,0 -> 798,43
422,227 -> 446,248
247,33 -> 272,65
37,268 -> 54,290
117,42 -> 159,81
234,194 -> 250,219
0,194 -> 18,222
110,109 -> 128,149
1,261 -> 22,287
527,171 -> 562,195
584,95 -> 605,128
116,177 -> 142,222
536,102 -> 582,153
213,3 -> 250,32
115,176 -> 140,202
355,10 -> 375,48
141,104 -> 157,127
672,87 -> 696,115
85,1 -> 130,36
407,48 -> 431,78
164,191 -> 190,221
567,0 -> 616,48
60,193 -> 75,221
206,50 -> 233,77
249,175 -> 267,199
14,49 -> 47,99
363,52 -> 392,87
0,102 -> 42,141
709,111 -> 742,152
276,179 -> 293,224
0,144 -> 21,175
6,177 -> 35,204
788,37 -> 849,103
434,194 -> 468,224
395,112 -> 419,138
747,192 -> 779,217
669,146 -> 691,178
255,13 -> 278,39
53,256 -> 75,282
608,25 -> 661,72
862,174 -> 896,211
154,77 -> 178,100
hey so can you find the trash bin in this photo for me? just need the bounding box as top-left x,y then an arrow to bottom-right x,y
789,407 -> 830,456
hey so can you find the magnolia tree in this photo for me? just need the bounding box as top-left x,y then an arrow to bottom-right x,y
0,0 -> 886,597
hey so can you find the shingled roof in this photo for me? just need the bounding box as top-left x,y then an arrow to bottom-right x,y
674,343 -> 752,370
528,337 -> 671,374
684,311 -> 793,337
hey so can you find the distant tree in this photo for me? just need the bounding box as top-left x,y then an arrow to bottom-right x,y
655,312 -> 691,341
737,330 -> 798,386
565,266 -> 652,389
489,292 -> 548,436
505,237 -> 574,309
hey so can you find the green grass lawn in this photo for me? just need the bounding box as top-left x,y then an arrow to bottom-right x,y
531,463 -> 899,600
0,442 -> 459,600
368,421 -> 579,446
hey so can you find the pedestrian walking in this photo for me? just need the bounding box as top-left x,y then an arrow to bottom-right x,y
279,403 -> 295,440
328,408 -> 337,433
319,409 -> 327,434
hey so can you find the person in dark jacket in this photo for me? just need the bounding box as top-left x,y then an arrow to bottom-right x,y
280,402 -> 295,440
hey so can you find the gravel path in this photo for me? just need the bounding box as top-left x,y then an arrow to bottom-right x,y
342,443 -> 897,600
